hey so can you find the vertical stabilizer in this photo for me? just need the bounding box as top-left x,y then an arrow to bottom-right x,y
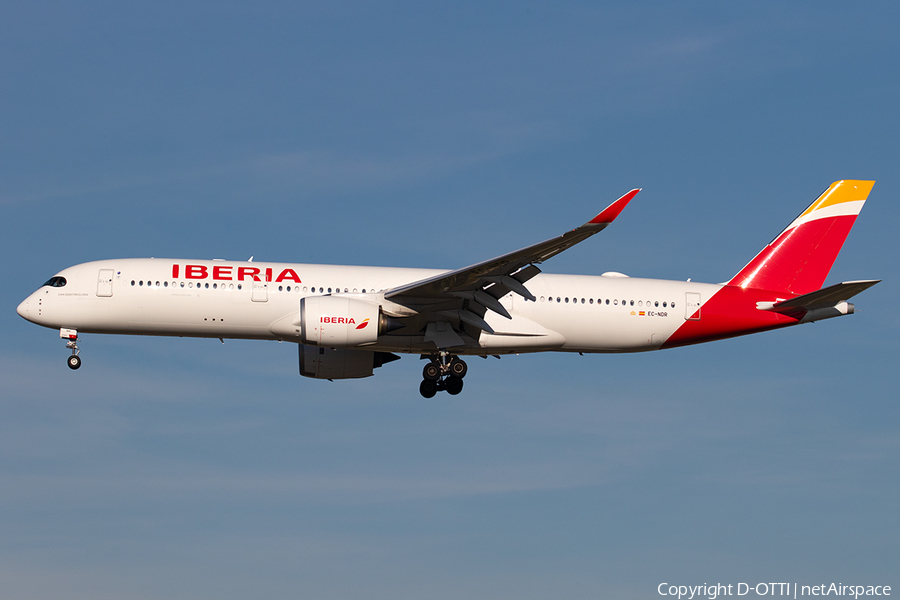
728,180 -> 874,294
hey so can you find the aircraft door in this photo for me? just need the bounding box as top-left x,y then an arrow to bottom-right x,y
251,281 -> 268,302
685,292 -> 701,320
97,269 -> 114,297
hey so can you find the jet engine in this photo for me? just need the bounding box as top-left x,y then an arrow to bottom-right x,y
298,345 -> 400,379
300,296 -> 387,347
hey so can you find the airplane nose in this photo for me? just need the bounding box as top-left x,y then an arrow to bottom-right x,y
17,297 -> 31,320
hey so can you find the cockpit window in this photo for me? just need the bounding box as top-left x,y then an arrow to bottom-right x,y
42,276 -> 67,288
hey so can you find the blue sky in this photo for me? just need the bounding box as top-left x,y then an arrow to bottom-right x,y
2,2 -> 898,598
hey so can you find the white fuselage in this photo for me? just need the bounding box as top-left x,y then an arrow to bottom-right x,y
17,258 -> 721,355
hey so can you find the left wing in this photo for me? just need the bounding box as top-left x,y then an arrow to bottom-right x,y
381,189 -> 640,346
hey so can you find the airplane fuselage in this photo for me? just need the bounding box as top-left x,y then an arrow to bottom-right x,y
17,258 -> 798,355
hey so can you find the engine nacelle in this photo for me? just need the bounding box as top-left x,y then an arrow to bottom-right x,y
301,296 -> 383,347
298,345 -> 400,379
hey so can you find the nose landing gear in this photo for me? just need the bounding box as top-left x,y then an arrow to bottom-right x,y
419,353 -> 467,398
61,328 -> 81,370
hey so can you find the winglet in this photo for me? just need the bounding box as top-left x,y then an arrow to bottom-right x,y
589,189 -> 641,224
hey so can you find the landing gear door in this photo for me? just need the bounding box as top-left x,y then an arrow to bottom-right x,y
251,281 -> 268,302
685,292 -> 701,320
97,269 -> 114,297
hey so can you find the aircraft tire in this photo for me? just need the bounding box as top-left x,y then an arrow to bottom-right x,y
445,376 -> 464,396
419,380 -> 437,398
422,362 -> 441,381
449,358 -> 467,378
67,355 -> 82,370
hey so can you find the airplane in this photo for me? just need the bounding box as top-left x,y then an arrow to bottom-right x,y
17,180 -> 878,398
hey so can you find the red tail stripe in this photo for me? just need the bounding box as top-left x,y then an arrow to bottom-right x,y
728,214 -> 857,295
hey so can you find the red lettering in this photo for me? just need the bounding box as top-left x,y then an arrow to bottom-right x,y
319,316 -> 357,325
265,267 -> 273,282
172,264 -> 179,278
185,265 -> 208,279
237,267 -> 261,282
213,265 -> 233,280
275,268 -> 302,283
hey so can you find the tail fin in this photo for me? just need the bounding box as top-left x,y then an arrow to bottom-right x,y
728,180 -> 874,294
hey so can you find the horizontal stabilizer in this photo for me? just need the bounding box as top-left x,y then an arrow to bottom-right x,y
761,280 -> 880,313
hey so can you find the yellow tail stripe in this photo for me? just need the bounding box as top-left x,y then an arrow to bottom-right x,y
798,180 -> 875,218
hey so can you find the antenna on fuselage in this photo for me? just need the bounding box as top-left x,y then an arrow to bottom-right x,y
248,256 -> 253,262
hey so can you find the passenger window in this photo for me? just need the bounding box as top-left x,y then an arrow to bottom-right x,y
589,298 -> 593,304
614,299 -> 618,305
278,286 -> 283,292
663,302 -> 667,308
630,300 -> 634,306
556,297 -> 561,303
565,297 -> 569,303
131,280 -> 135,286
605,299 -> 609,305
655,301 -> 659,307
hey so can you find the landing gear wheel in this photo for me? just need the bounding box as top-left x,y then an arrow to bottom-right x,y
67,355 -> 82,370
449,357 -> 467,378
422,362 -> 441,382
419,380 -> 437,398
445,376 -> 464,396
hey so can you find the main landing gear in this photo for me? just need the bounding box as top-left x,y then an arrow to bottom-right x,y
419,353 -> 468,398
61,328 -> 81,370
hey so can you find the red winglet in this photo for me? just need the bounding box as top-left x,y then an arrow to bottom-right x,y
589,188 -> 641,224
